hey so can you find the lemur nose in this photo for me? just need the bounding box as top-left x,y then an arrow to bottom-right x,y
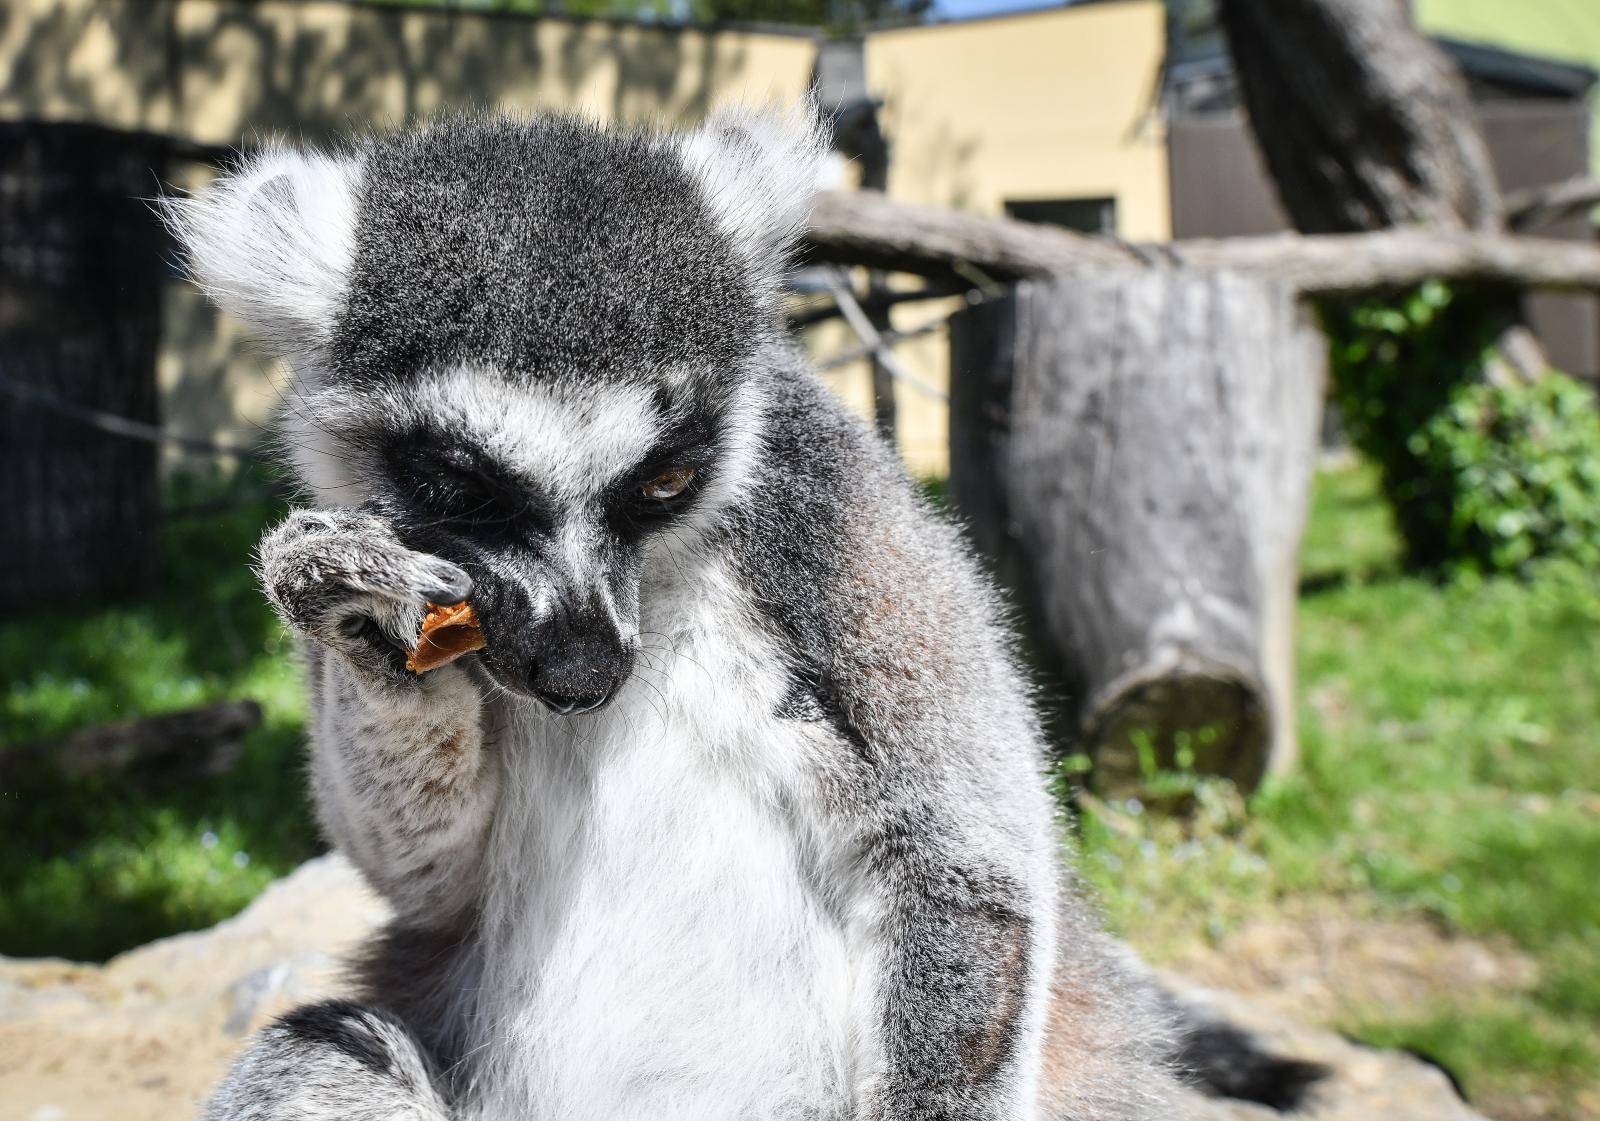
527,627 -> 630,715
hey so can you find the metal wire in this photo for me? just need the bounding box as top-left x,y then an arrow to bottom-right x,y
0,374 -> 267,461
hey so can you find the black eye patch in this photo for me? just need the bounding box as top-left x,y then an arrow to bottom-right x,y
383,437 -> 549,532
605,439 -> 718,537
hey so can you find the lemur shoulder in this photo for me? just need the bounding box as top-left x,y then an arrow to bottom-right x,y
168,108 -> 1318,1121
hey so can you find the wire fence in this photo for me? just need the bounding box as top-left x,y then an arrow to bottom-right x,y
0,115 -> 974,615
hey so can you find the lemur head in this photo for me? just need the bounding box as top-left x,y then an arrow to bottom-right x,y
168,109 -> 824,712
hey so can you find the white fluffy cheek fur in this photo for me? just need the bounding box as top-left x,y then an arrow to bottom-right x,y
464,558 -> 860,1121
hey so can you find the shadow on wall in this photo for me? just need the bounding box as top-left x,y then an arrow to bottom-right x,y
3,0 -> 773,140
903,113 -> 982,212
3,0 -> 812,456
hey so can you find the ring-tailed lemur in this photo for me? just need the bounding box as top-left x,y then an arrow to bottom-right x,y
167,108 -> 1317,1121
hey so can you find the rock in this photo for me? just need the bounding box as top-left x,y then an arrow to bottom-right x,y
0,857 -> 1489,1121
0,856 -> 383,1121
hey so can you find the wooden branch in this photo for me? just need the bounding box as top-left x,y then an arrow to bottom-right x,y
1167,228 -> 1600,296
820,270 -> 948,401
815,313 -> 959,372
0,700 -> 262,787
1505,176 -> 1600,232
804,191 -> 1600,296
806,190 -> 1128,283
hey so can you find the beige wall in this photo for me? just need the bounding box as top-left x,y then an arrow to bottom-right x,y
1,0 -> 819,144
803,1 -> 1170,475
2,0 -> 818,465
5,0 -> 1171,478
866,2 -> 1170,237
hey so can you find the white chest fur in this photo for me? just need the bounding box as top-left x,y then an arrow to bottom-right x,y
464,565 -> 860,1121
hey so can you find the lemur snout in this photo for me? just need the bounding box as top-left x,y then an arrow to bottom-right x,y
524,604 -> 633,715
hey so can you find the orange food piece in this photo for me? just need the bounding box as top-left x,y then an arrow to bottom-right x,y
406,601 -> 486,673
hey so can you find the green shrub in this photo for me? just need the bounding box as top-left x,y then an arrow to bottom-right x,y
1327,281 -> 1600,574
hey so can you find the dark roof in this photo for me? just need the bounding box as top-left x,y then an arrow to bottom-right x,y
1167,28 -> 1598,115
1440,37 -> 1597,99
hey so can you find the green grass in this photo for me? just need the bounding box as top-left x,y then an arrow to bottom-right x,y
1079,463 -> 1600,1120
3,462 -> 1597,1116
0,471 -> 320,961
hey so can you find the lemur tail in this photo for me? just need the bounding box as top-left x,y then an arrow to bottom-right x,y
1165,993 -> 1328,1111
1094,937 -> 1328,1111
1040,932 -> 1326,1117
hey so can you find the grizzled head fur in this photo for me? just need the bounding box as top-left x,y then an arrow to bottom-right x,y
166,107 -> 824,711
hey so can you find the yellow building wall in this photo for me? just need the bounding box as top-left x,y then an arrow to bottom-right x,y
805,1 -> 1170,476
866,1 -> 1170,237
1,0 -> 819,144
2,0 -> 818,463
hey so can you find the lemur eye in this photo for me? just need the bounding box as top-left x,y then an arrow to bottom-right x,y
639,466 -> 695,501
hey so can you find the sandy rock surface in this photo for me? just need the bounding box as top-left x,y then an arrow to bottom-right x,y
1173,984 -> 1485,1121
0,856 -> 1487,1121
0,857 -> 383,1121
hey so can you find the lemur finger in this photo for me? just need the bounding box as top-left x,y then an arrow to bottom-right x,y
413,557 -> 474,606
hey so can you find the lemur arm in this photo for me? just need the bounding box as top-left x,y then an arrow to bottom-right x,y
304,646 -> 500,923
849,808 -> 1049,1121
261,507 -> 502,925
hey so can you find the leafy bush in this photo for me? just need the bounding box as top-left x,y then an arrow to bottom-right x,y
1327,281 -> 1600,574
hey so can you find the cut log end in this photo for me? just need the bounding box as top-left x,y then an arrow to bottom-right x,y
1082,661 -> 1271,799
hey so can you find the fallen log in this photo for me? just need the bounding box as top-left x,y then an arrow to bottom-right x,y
805,190 -> 1600,296
950,269 -> 1324,792
0,700 -> 262,787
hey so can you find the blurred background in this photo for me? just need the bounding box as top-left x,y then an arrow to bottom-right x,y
1,1 -> 1597,1119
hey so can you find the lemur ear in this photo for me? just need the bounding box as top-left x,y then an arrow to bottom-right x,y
161,146 -> 361,352
678,103 -> 827,270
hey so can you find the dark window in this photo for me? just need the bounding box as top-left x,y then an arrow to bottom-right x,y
1004,197 -> 1118,235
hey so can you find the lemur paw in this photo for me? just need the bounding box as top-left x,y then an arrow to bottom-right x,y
258,507 -> 473,688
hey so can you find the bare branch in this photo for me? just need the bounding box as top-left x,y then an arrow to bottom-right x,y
786,282 -> 961,329
804,190 -> 1600,297
1164,229 -> 1600,296
806,190 -> 1129,283
1505,176 -> 1600,232
819,270 -> 948,400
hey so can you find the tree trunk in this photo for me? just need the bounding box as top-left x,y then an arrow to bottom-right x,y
950,270 -> 1325,793
1218,0 -> 1500,235
1215,0 -> 1545,380
0,122 -> 168,611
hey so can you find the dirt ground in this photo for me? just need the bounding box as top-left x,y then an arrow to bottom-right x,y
1157,903 -> 1595,1121
1165,905 -> 1538,1025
